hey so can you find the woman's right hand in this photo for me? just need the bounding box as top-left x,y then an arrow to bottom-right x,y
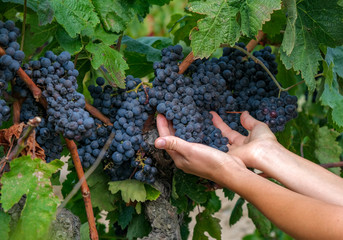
211,111 -> 279,170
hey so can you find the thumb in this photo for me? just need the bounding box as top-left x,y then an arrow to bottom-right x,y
155,136 -> 190,154
240,111 -> 262,131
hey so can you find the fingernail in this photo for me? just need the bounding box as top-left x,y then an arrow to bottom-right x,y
155,138 -> 166,149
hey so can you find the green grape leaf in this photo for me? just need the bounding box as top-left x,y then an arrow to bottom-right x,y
320,80 -> 343,128
2,0 -> 54,25
280,0 -> 343,92
91,24 -> 120,45
262,9 -> 286,38
326,46 -> 343,78
86,42 -> 128,89
281,0 -> 297,55
222,188 -> 235,201
51,0 -> 100,38
118,206 -> 135,229
23,13 -> 58,59
229,197 -> 245,226
121,36 -> 162,62
247,203 -> 272,237
168,13 -> 203,45
0,211 -> 11,240
87,166 -> 119,212
188,0 -> 281,58
193,210 -> 221,240
127,214 -> 151,240
147,0 -> 171,6
124,51 -> 154,78
108,179 -> 147,203
291,113 -> 318,162
276,54 -> 298,95
173,170 -> 209,204
323,62 -> 334,88
80,222 -> 90,240
136,36 -> 173,50
202,191 -> 221,214
144,184 -> 160,201
315,127 -> 341,175
92,0 -> 150,33
55,26 -> 83,55
0,157 -> 63,240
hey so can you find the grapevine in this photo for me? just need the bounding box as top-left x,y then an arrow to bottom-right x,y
0,1 -> 342,240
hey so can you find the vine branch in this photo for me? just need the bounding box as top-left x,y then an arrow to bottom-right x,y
85,102 -> 113,126
0,46 -> 42,100
59,132 -> 115,211
65,139 -> 99,240
178,51 -> 194,74
320,162 -> 343,169
246,30 -> 265,52
20,0 -> 27,51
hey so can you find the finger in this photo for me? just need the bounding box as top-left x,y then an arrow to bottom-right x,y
156,114 -> 173,137
210,111 -> 245,145
167,119 -> 176,135
154,136 -> 190,164
240,111 -> 263,131
155,136 -> 191,153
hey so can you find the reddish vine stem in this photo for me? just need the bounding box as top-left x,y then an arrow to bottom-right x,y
320,162 -> 343,169
12,98 -> 24,124
178,51 -> 194,74
0,47 -> 42,100
246,30 -> 265,52
20,0 -> 27,51
65,139 -> 99,240
85,102 -> 113,126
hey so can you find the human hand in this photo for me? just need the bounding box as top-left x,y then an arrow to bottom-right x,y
211,111 -> 278,169
154,114 -> 246,182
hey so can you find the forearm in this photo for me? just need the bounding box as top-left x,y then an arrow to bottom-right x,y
257,142 -> 343,206
217,168 -> 343,240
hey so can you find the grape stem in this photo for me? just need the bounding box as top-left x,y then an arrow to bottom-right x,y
85,102 -> 113,126
178,51 -> 195,74
320,161 -> 343,169
0,46 -> 42,100
65,139 -> 99,240
59,132 -> 115,217
20,0 -> 27,51
233,45 -> 284,93
116,34 -> 123,51
246,30 -> 265,52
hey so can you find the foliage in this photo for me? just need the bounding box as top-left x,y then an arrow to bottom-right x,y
0,0 -> 343,239
0,156 -> 63,240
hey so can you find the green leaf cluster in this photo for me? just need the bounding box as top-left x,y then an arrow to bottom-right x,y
0,156 -> 63,240
188,0 -> 281,57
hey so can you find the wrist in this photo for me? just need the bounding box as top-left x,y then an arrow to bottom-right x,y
252,140 -> 284,172
213,159 -> 252,191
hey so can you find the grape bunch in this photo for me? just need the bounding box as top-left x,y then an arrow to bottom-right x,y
20,95 -> 63,162
0,20 -> 24,127
79,76 -> 157,183
17,51 -> 95,141
148,43 -> 298,155
149,45 -> 231,152
212,43 -> 298,133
